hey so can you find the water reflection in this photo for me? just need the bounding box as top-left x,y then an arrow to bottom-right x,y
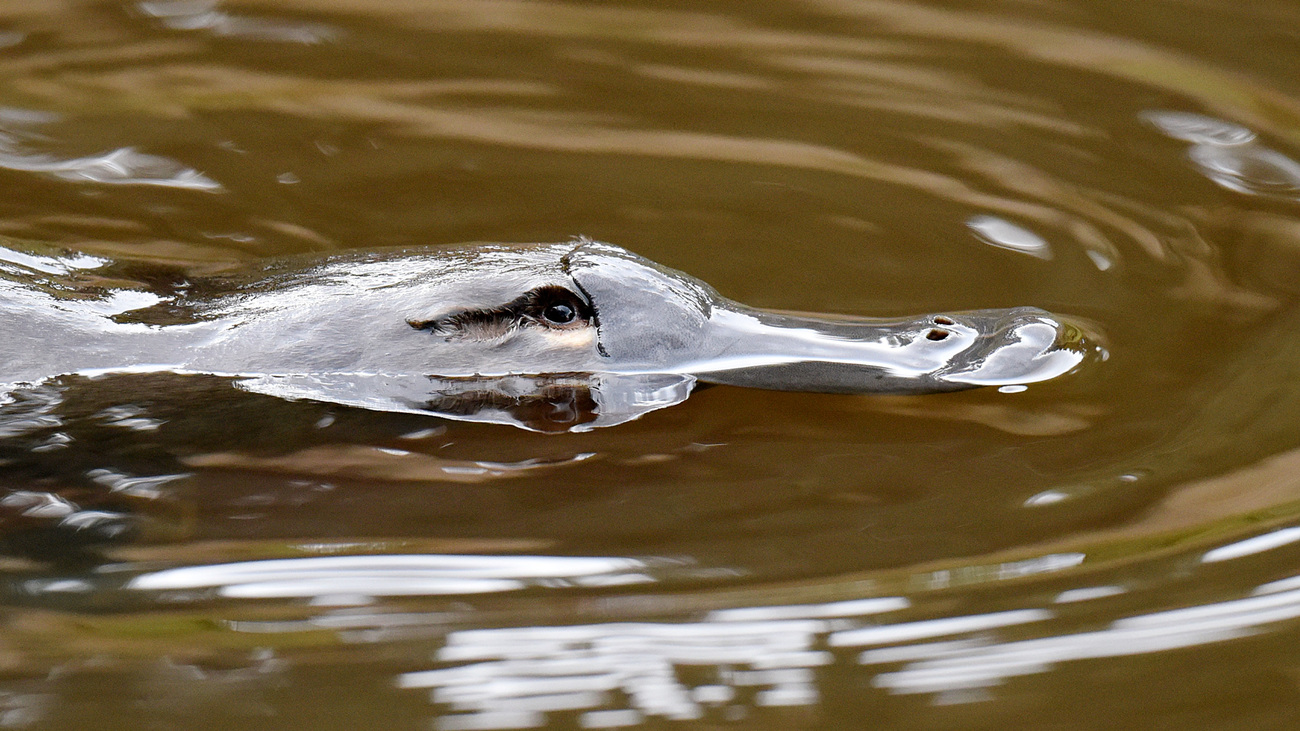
1145,110 -> 1300,198
237,373 -> 697,433
0,116 -> 220,190
128,554 -> 665,604
138,650 -> 285,721
183,444 -> 597,483
1189,145 -> 1300,197
1141,111 -> 1257,146
384,568 -> 1300,727
0,245 -> 103,276
137,0 -> 339,44
398,617 -> 849,728
868,582 -> 1300,697
832,609 -> 1052,647
1202,525 -> 1300,563
1053,586 -> 1125,604
0,384 -> 62,439
965,215 -> 1053,260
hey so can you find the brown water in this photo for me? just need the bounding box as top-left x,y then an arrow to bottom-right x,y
1,0 -> 1300,728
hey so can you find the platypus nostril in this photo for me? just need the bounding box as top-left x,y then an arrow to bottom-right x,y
933,316 -> 955,326
926,328 -> 951,341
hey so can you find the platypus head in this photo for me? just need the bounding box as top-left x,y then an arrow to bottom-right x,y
560,240 -> 1092,394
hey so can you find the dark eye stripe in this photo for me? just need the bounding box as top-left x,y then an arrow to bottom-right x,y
408,285 -> 591,340
408,307 -> 517,339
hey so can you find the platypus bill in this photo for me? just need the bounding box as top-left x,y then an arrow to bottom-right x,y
0,239 -> 1098,432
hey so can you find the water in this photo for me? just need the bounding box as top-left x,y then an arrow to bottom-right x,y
1,0 -> 1299,728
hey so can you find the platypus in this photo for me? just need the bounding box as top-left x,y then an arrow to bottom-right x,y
0,239 -> 1094,429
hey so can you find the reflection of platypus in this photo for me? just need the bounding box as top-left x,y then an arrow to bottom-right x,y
2,238 -> 1092,430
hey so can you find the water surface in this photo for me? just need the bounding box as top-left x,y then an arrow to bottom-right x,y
1,0 -> 1300,728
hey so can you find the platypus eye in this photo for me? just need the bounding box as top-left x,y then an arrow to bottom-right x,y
526,287 -> 589,330
543,302 -> 575,325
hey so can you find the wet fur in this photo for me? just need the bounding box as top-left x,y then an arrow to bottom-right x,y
407,285 -> 590,342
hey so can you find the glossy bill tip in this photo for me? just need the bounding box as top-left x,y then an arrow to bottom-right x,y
930,307 -> 1097,388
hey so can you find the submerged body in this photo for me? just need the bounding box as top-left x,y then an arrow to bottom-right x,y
0,239 -> 1096,428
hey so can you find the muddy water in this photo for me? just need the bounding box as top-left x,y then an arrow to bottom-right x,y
0,0 -> 1299,728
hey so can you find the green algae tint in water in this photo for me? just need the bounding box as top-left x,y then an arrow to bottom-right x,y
1,0 -> 1300,729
